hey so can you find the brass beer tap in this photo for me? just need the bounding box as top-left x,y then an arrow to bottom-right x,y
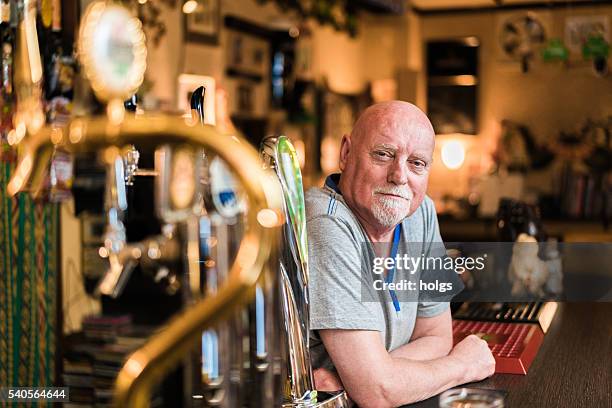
7,114 -> 284,408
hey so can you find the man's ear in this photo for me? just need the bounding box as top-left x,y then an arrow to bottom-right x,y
339,134 -> 350,171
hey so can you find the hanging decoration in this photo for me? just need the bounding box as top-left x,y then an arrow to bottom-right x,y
582,34 -> 610,76
541,38 -> 569,63
119,0 -> 178,46
120,0 -> 399,44
256,0 -> 359,37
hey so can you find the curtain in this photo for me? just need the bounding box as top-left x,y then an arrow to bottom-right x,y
0,160 -> 58,396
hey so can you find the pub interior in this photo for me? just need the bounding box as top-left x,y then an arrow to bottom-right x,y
1,0 -> 611,407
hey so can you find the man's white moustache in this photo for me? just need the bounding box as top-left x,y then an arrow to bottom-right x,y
373,187 -> 413,200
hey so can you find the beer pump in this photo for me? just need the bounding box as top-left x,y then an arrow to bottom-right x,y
190,83 -> 247,407
8,0 -> 349,405
202,86 -> 283,408
9,114 -> 283,407
6,0 -> 49,197
13,0 -> 45,136
261,136 -> 349,407
9,2 -> 283,407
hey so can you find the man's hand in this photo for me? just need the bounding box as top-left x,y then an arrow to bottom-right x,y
313,368 -> 344,391
449,335 -> 496,383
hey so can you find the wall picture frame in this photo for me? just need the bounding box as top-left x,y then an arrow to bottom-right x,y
223,16 -> 271,82
225,29 -> 269,82
426,37 -> 480,135
565,15 -> 610,54
183,0 -> 220,45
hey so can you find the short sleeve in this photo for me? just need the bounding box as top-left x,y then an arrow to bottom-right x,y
308,215 -> 383,331
416,301 -> 449,318
417,197 -> 450,318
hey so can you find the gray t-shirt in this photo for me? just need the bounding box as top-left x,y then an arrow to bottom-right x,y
306,175 -> 449,371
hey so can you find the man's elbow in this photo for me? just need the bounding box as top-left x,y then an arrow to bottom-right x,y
352,383 -> 425,407
349,380 -> 395,408
349,378 -> 410,408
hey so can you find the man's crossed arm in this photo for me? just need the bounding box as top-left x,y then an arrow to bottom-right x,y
389,308 -> 453,361
315,309 -> 495,407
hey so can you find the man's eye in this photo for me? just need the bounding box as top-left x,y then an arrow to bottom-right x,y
372,151 -> 392,159
410,160 -> 428,172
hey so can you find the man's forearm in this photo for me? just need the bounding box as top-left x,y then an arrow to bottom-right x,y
321,329 -> 494,407
389,335 -> 452,361
377,354 -> 468,407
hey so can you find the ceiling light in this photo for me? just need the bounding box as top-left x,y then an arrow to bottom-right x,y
441,140 -> 466,170
182,0 -> 198,14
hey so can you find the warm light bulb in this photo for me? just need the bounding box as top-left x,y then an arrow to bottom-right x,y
170,149 -> 196,210
293,139 -> 306,169
257,208 -> 282,228
14,121 -> 26,144
441,140 -> 465,170
182,0 -> 198,14
107,99 -> 126,125
51,127 -> 63,144
6,130 -> 16,145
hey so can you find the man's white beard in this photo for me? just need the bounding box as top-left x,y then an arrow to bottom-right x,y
372,196 -> 412,228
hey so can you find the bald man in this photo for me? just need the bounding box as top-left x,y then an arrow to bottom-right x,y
306,101 -> 494,407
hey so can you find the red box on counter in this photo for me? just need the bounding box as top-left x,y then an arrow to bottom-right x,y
452,320 -> 544,375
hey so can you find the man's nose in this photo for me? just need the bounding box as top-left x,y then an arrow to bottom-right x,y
387,159 -> 409,185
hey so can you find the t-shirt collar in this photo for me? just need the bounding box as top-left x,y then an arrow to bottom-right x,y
324,173 -> 342,195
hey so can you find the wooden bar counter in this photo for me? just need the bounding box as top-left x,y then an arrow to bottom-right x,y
405,302 -> 612,408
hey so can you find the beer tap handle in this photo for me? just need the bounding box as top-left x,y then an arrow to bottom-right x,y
122,94 -> 140,186
190,86 -> 205,125
108,152 -> 128,212
98,150 -> 132,297
123,145 -> 140,186
98,245 -> 140,298
124,93 -> 138,113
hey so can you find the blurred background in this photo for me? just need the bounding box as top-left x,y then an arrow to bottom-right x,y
127,0 -> 612,242
2,0 -> 612,404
